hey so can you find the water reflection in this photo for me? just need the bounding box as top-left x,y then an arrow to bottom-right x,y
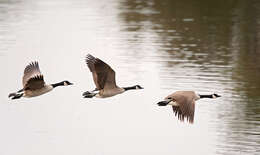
1,0 -> 260,154
118,0 -> 260,154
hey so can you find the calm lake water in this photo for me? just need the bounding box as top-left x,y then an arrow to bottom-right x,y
1,0 -> 260,154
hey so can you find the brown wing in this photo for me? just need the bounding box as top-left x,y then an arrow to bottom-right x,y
172,106 -> 185,122
85,54 -> 117,90
23,62 -> 45,90
172,102 -> 195,123
170,92 -> 196,123
25,75 -> 45,90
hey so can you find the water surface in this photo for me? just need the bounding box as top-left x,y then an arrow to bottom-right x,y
1,0 -> 260,154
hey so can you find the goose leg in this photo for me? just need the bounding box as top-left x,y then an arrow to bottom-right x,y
17,89 -> 24,93
8,93 -> 16,98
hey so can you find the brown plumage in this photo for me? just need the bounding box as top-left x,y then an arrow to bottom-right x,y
167,91 -> 197,123
8,61 -> 73,99
158,91 -> 221,124
83,54 -> 143,98
23,62 -> 45,90
86,54 -> 117,90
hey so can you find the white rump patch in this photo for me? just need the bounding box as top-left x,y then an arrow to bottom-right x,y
168,101 -> 178,106
95,93 -> 101,98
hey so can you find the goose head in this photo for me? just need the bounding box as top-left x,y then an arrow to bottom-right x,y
134,85 -> 144,89
212,93 -> 221,98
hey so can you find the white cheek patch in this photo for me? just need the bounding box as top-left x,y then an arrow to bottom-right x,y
212,95 -> 217,99
64,82 -> 68,86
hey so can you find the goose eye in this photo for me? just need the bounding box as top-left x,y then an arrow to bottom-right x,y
167,97 -> 171,100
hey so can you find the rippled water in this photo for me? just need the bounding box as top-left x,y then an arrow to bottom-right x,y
1,0 -> 260,154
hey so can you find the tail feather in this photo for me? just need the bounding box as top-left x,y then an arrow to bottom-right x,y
9,93 -> 23,100
83,91 -> 96,98
157,101 -> 169,106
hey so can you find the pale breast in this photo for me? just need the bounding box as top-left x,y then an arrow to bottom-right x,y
98,88 -> 125,98
24,85 -> 53,97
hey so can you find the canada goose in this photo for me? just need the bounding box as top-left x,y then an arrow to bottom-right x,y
8,61 -> 73,99
157,91 -> 221,123
83,54 -> 143,98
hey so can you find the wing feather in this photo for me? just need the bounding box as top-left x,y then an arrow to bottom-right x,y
85,54 -> 117,90
169,91 -> 196,123
23,62 -> 45,90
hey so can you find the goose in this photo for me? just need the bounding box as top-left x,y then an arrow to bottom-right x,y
83,54 -> 143,98
157,91 -> 221,123
8,61 -> 73,99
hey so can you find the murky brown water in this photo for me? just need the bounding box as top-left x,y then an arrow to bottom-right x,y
1,0 -> 260,154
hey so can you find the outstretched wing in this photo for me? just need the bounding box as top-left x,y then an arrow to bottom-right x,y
85,54 -> 117,90
23,62 -> 45,90
169,92 -> 196,123
172,100 -> 195,123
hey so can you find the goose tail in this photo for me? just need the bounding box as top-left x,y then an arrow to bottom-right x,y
82,91 -> 96,98
8,93 -> 23,100
157,101 -> 169,106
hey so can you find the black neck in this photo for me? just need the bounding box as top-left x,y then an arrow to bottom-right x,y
199,94 -> 213,98
51,82 -> 64,88
123,86 -> 136,91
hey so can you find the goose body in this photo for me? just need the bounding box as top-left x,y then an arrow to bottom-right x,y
83,54 -> 143,98
23,85 -> 54,97
8,62 -> 73,99
95,87 -> 125,98
157,91 -> 220,123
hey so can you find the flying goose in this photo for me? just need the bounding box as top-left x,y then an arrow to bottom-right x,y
8,61 -> 73,99
83,54 -> 143,98
157,91 -> 221,123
